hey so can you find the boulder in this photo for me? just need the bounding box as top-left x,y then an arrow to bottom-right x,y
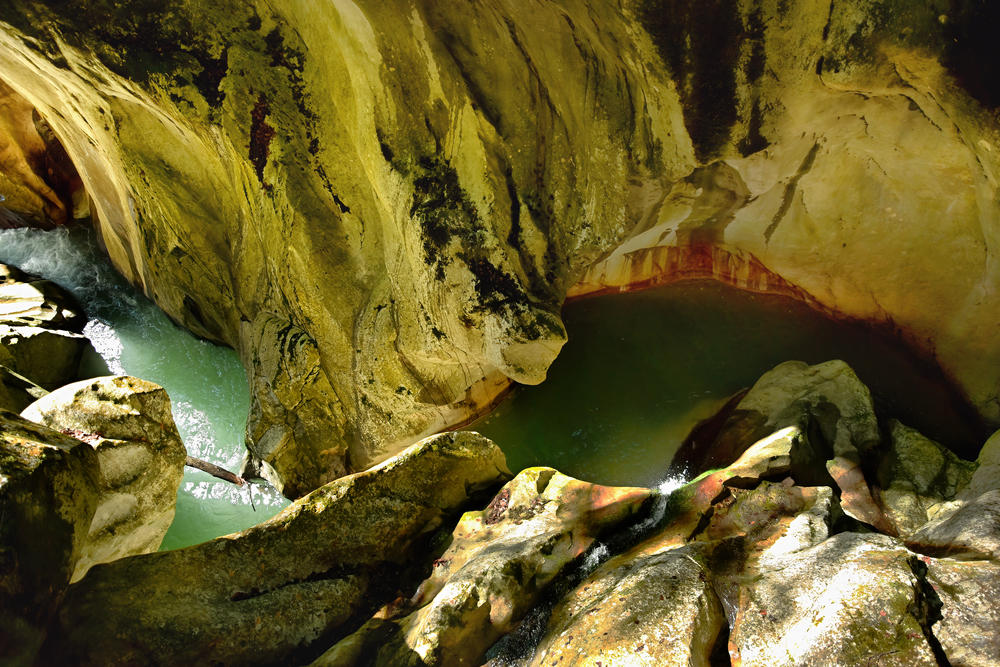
0,325 -> 88,390
47,431 -> 510,666
2,2 -> 1000,496
728,533 -> 940,666
906,428 -> 1000,560
527,545 -> 725,667
875,420 -> 976,538
674,360 -> 881,475
21,376 -> 187,580
925,557 -> 1000,665
0,410 -> 100,665
0,364 -> 45,413
0,263 -> 85,330
314,467 -> 651,666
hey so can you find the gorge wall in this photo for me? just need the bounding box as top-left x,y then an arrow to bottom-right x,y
0,1 -> 997,497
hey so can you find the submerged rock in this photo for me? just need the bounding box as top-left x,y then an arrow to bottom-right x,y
315,467 -> 650,666
21,376 -> 187,581
47,431 -> 510,665
0,410 -> 100,666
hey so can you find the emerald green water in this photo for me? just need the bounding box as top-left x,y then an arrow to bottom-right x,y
0,225 -> 289,549
476,281 -> 983,488
2,226 -> 981,544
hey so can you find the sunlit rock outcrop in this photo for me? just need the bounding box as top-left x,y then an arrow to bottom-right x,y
314,468 -> 650,666
48,431 -> 510,666
21,376 -> 187,581
0,2 -> 998,494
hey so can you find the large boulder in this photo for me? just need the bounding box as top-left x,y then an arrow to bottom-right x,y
1,2 -> 999,495
315,467 -> 651,666
47,431 -> 510,665
21,376 -> 187,580
0,410 -> 100,665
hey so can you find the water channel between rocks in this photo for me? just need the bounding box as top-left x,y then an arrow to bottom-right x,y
0,225 -> 982,550
0,225 -> 289,549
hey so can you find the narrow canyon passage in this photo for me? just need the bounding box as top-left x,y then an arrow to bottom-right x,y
0,225 -> 289,548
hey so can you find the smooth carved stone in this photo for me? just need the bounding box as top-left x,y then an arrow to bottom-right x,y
47,431 -> 510,666
0,263 -> 85,331
0,410 -> 100,666
2,2 -> 999,496
0,80 -> 83,228
21,376 -> 187,581
314,467 -> 651,666
0,325 -> 88,390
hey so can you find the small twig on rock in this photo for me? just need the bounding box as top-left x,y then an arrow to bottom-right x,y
185,456 -> 245,486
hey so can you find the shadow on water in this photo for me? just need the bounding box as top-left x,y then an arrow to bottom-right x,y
475,280 -> 986,487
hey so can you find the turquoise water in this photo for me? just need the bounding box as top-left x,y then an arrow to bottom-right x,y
477,281 -> 983,487
0,225 -> 288,549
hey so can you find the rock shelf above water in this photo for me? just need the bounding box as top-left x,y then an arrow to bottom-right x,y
1,1 -> 999,496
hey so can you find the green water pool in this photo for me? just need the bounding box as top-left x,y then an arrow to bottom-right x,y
476,281 -> 983,488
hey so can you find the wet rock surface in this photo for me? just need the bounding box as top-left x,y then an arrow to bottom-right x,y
0,410 -> 100,666
0,262 -> 90,397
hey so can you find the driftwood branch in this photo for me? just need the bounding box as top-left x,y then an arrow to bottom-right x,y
185,456 -> 245,486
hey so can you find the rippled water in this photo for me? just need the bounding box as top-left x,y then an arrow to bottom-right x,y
0,225 -> 288,549
477,281 -> 984,487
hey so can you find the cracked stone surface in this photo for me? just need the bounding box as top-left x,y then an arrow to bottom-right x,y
46,431 -> 510,666
0,1 -> 998,495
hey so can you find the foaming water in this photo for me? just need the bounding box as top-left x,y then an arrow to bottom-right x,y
0,225 -> 289,549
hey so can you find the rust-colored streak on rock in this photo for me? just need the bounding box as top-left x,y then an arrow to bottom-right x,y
568,242 -> 827,315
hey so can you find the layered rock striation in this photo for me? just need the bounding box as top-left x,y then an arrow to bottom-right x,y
0,2 -> 998,496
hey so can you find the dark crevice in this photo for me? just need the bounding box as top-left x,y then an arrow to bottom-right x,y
764,141 -> 820,242
907,556 -> 952,667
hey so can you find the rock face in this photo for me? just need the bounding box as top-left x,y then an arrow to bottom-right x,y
0,262 -> 89,399
16,360 -> 1000,665
48,431 -> 511,666
0,2 -> 998,495
508,361 -> 1000,667
314,467 -> 651,666
0,79 -> 84,228
21,376 -> 187,581
0,410 -> 100,666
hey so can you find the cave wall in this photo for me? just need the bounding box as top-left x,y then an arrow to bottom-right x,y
0,0 -> 997,497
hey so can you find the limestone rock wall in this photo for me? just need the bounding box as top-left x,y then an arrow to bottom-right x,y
0,1 -> 997,496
